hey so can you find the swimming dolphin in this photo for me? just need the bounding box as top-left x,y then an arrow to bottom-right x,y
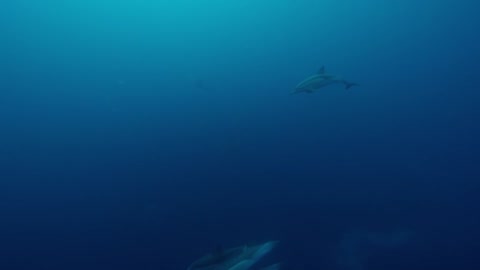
293,67 -> 357,94
187,241 -> 280,270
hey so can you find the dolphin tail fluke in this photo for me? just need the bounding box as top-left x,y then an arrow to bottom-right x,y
344,81 -> 358,90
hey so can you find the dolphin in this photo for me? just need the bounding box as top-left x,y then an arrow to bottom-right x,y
292,66 -> 357,94
187,241 -> 280,270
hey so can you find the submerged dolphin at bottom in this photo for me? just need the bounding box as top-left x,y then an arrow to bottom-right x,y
187,241 -> 280,270
293,66 -> 357,94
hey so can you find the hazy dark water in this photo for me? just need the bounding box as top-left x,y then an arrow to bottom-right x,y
1,1 -> 479,269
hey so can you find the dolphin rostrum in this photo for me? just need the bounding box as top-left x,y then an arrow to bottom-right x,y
187,241 -> 280,270
293,66 -> 357,94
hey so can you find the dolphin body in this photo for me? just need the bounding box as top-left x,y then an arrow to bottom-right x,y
187,241 -> 280,270
293,67 -> 357,94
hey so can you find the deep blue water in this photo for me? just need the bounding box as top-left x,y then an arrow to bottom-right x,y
1,1 -> 479,269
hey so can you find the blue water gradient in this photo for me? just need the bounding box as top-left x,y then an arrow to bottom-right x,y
1,1 -> 479,269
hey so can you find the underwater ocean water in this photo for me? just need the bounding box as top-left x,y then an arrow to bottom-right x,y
1,0 -> 479,269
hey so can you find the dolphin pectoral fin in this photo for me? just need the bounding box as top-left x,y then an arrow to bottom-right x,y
344,81 -> 358,90
317,66 -> 325,74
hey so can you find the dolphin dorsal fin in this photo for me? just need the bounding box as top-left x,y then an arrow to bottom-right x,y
317,66 -> 325,74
